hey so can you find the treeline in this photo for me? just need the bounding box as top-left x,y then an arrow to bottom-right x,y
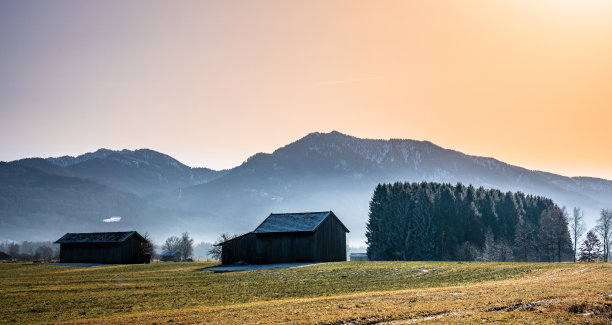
157,232 -> 216,261
0,235 -> 217,262
0,241 -> 59,260
366,182 -> 573,262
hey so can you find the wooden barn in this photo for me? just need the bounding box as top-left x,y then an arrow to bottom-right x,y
54,231 -> 150,264
159,250 -> 181,262
217,211 -> 349,265
350,253 -> 369,261
0,252 -> 11,261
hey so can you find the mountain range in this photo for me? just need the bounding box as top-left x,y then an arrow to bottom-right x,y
1,131 -> 611,245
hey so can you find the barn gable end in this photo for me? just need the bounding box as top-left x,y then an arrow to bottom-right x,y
313,213 -> 347,261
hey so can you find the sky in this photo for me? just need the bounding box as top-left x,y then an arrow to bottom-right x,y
1,1 -> 612,179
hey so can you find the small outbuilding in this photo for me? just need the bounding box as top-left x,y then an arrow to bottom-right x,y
54,231 -> 151,264
217,211 -> 349,265
159,250 -> 181,262
0,252 -> 11,261
349,253 -> 369,261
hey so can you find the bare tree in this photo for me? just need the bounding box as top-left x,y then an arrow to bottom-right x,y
8,242 -> 20,258
456,241 -> 479,261
596,209 -> 612,262
567,207 -> 586,263
479,228 -> 498,261
579,230 -> 602,262
208,233 -> 239,260
179,232 -> 194,261
539,208 -> 557,262
141,232 -> 156,260
162,236 -> 181,253
514,217 -> 535,262
477,228 -> 513,262
497,239 -> 514,262
539,206 -> 571,262
162,233 -> 194,261
35,246 -> 53,260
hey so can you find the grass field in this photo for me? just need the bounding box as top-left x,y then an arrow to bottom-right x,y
1,261 -> 611,324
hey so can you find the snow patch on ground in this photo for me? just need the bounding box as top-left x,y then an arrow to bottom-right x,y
202,262 -> 319,273
48,263 -> 109,267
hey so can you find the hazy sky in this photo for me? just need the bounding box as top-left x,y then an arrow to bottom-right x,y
1,1 -> 612,179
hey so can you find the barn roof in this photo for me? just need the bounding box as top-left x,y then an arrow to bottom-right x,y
252,211 -> 349,234
214,232 -> 253,246
54,231 -> 145,244
159,250 -> 180,257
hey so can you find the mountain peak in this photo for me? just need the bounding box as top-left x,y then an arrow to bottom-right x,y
304,130 -> 350,138
47,148 -> 116,167
46,148 -> 181,168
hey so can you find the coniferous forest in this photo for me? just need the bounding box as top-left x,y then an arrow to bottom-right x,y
366,182 -> 573,262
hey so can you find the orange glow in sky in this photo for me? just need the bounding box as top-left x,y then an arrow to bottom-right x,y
1,1 -> 611,179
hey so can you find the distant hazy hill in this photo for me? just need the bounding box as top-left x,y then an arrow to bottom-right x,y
46,149 -> 227,196
0,161 -> 150,240
1,131 -> 611,244
1,150 -> 226,241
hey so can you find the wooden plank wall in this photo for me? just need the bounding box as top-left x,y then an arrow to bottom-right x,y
255,233 -> 315,263
313,216 -> 346,262
59,238 -> 145,264
60,243 -> 123,263
221,234 -> 257,264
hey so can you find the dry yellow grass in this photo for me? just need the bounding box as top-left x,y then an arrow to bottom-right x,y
70,264 -> 612,324
2,262 -> 611,324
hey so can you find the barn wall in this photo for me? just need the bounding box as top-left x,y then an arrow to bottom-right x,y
255,232 -> 315,263
221,233 -> 316,264
313,215 -> 347,262
120,236 -> 146,263
60,243 -> 123,263
221,234 -> 257,265
59,237 -> 147,264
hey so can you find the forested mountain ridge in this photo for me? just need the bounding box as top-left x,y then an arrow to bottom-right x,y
1,131 -> 611,244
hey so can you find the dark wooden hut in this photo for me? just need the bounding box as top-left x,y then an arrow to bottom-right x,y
218,211 -> 349,265
54,231 -> 150,264
159,250 -> 181,262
